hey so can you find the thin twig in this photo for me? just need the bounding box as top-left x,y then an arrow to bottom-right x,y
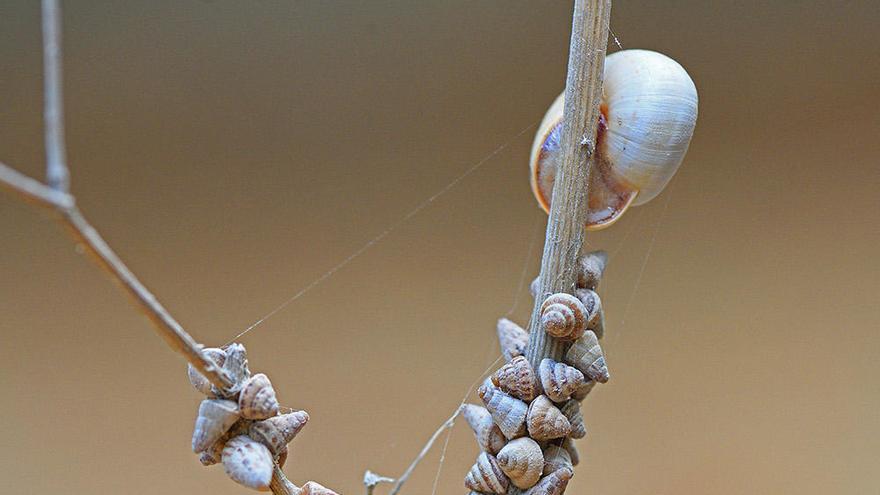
41,0 -> 69,192
0,161 -> 73,209
388,406 -> 461,495
525,0 -> 611,366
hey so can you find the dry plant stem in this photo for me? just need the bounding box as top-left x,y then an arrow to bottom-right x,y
388,408 -> 460,495
270,465 -> 300,495
41,0 -> 69,192
525,0 -> 611,370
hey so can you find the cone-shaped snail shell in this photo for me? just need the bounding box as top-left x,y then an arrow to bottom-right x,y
479,384 -> 529,439
497,318 -> 529,362
564,330 -> 610,383
542,445 -> 573,476
464,452 -> 510,494
497,437 -> 544,489
301,481 -> 341,495
218,343 -> 251,396
577,251 -> 608,290
538,359 -> 586,403
560,399 -> 587,439
198,419 -> 249,466
192,399 -> 240,453
492,356 -> 541,402
561,437 -> 580,466
526,395 -> 571,441
238,373 -> 280,420
571,380 -> 596,402
461,404 -> 508,455
540,293 -> 588,340
249,410 -> 310,455
524,467 -> 573,495
221,435 -> 274,491
574,288 -> 605,339
188,348 -> 227,395
530,49 -> 698,230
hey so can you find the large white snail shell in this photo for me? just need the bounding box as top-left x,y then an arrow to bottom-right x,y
530,49 -> 698,229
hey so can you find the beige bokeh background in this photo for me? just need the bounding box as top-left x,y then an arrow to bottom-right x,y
1,1 -> 878,494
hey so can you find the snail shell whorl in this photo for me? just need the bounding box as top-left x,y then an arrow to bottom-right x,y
461,404 -> 508,455
526,395 -> 572,441
560,400 -> 587,439
530,49 -> 698,230
561,437 -> 580,466
188,348 -> 227,395
497,318 -> 529,362
571,380 -> 596,402
219,343 -> 251,396
464,452 -> 510,494
249,410 -> 310,455
497,437 -> 544,489
301,481 -> 341,495
524,467 -> 573,495
191,398 -> 240,453
540,293 -> 588,340
542,445 -> 573,476
492,356 -> 541,402
577,251 -> 608,290
574,288 -> 605,339
538,359 -> 586,403
479,384 -> 529,439
238,373 -> 280,420
564,330 -> 610,383
221,435 -> 274,491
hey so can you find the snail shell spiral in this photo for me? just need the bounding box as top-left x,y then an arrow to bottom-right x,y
540,293 -> 589,340
464,452 -> 510,494
191,398 -> 240,453
526,395 -> 572,441
497,437 -> 544,489
238,373 -> 280,420
461,404 -> 507,455
564,330 -> 610,383
479,384 -> 529,440
492,355 -> 541,402
248,410 -> 310,455
497,318 -> 529,362
538,358 -> 586,403
221,435 -> 274,491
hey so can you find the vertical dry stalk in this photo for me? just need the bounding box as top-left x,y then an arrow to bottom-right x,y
525,0 -> 611,369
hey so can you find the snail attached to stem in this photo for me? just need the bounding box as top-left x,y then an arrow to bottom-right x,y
530,49 -> 699,229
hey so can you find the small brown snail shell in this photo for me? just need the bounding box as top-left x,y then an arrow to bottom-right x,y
492,356 -> 541,402
573,288 -> 605,339
238,373 -> 280,420
540,293 -> 588,340
198,419 -> 250,466
249,410 -> 310,455
541,445 -> 573,476
538,358 -> 586,403
461,404 -> 507,455
221,435 -> 274,491
577,251 -> 608,290
300,481 -> 341,495
560,400 -> 586,439
192,398 -> 240,453
526,395 -> 571,441
564,330 -> 609,383
524,467 -> 573,495
497,318 -> 529,362
496,437 -> 544,489
464,452 -> 510,494
530,50 -> 698,230
188,347 -> 227,395
561,437 -> 580,466
571,380 -> 596,402
478,384 -> 529,439
219,343 -> 251,395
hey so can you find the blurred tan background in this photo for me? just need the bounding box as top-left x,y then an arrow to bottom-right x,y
1,1 -> 878,494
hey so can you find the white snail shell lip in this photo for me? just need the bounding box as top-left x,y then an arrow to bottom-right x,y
530,49 -> 699,230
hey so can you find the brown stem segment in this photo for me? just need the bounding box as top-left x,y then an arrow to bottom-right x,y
524,0 -> 611,370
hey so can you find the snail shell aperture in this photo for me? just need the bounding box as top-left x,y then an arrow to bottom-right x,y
530,49 -> 698,229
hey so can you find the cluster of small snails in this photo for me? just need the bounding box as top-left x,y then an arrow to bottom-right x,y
461,251 -> 609,495
187,343 -> 337,494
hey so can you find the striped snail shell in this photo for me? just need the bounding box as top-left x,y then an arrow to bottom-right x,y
542,445 -> 573,476
571,379 -> 596,402
574,288 -> 605,339
538,359 -> 586,403
492,355 -> 541,402
497,437 -> 544,489
530,49 -> 698,230
497,318 -> 529,362
577,251 -> 608,290
219,343 -> 251,396
191,398 -> 240,453
461,404 -> 508,455
561,437 -> 580,466
560,399 -> 587,439
523,467 -> 573,495
249,410 -> 310,455
526,395 -> 572,441
221,435 -> 274,491
464,452 -> 510,494
564,330 -> 610,383
188,347 -> 226,395
479,384 -> 529,440
238,373 -> 280,420
540,293 -> 588,340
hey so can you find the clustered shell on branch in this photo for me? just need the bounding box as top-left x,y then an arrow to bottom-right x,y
463,251 -> 611,494
186,343 -> 336,494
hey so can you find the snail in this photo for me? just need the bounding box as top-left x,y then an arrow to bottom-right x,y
538,358 -> 586,403
461,404 -> 508,455
560,399 -> 587,439
188,347 -> 227,395
560,437 -> 580,466
497,318 -> 529,362
249,410 -> 310,455
526,395 -> 571,441
577,251 -> 608,290
492,355 -> 541,402
530,49 -> 698,229
540,293 -> 589,340
571,379 -> 595,402
464,452 -> 510,494
238,373 -> 280,420
496,437 -> 544,489
221,435 -> 275,491
565,330 -> 609,383
300,481 -> 341,495
479,384 -> 529,439
542,445 -> 573,476
191,398 -> 240,453
524,467 -> 573,495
